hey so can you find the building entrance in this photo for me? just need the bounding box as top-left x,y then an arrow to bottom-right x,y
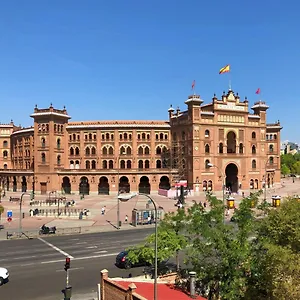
225,163 -> 238,193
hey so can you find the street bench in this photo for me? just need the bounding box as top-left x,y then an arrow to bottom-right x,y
9,197 -> 20,202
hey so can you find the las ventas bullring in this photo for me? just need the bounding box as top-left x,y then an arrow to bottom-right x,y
0,89 -> 281,195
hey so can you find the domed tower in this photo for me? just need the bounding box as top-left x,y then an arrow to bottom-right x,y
30,104 -> 71,194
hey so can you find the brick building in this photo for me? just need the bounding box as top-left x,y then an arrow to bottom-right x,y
0,89 -> 282,195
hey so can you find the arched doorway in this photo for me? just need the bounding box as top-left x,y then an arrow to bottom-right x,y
159,176 -> 170,190
225,163 -> 238,193
21,176 -> 27,192
98,176 -> 109,195
119,176 -> 130,193
79,177 -> 90,195
227,131 -> 236,153
13,176 -> 17,192
139,176 -> 151,194
62,177 -> 71,194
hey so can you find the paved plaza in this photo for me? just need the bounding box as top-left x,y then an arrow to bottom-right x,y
0,177 -> 299,237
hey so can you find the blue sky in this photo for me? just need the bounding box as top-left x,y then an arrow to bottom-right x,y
0,0 -> 299,142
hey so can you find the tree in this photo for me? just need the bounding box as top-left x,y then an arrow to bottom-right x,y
0,204 -> 4,221
281,163 -> 290,177
127,208 -> 187,270
246,197 -> 300,299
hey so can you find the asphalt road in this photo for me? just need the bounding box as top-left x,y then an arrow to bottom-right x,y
0,228 -> 154,300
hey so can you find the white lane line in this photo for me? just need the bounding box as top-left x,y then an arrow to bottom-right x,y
93,250 -> 107,254
69,238 -> 80,241
41,252 -> 118,264
86,246 -> 98,249
75,242 -> 87,245
21,263 -> 36,267
13,255 -> 36,260
38,237 -> 74,259
56,267 -> 84,272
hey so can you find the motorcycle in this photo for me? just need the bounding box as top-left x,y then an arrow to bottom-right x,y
39,225 -> 57,235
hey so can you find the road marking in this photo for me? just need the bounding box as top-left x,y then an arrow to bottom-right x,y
56,267 -> 84,272
13,255 -> 36,260
21,263 -> 36,267
86,246 -> 98,249
75,242 -> 87,245
41,252 -> 118,264
38,237 -> 74,259
69,238 -> 80,241
93,250 -> 107,254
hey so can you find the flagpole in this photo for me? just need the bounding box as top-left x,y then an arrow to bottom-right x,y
228,68 -> 232,91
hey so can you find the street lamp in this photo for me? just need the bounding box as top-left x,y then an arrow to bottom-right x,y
118,192 -> 158,300
207,163 -> 225,224
19,192 -> 30,237
264,155 -> 280,202
117,151 -> 126,229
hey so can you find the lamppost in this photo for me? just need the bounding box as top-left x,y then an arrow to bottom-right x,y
263,155 -> 280,202
19,192 -> 29,237
117,151 -> 126,229
118,192 -> 158,300
207,163 -> 225,224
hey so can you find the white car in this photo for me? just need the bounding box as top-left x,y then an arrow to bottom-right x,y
0,267 -> 9,285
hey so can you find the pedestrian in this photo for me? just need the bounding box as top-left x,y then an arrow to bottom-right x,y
204,202 -> 207,208
147,216 -> 151,224
101,206 -> 106,215
125,215 -> 128,223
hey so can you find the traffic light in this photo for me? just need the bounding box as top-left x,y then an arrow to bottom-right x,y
64,257 -> 71,271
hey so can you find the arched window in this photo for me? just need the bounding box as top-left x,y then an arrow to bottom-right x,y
3,150 -> 8,158
269,144 -> 274,153
119,133 -> 123,140
41,153 -> 46,164
102,134 -> 105,140
75,160 -> 80,169
41,137 -> 45,148
120,160 -> 126,169
102,147 -> 107,155
146,134 -> 150,140
138,146 -> 143,155
219,143 -> 223,154
266,134 -> 269,140
227,131 -> 236,153
145,160 -> 150,168
109,160 -> 114,169
70,147 -> 74,156
86,161 -> 90,169
205,144 -> 210,154
239,143 -> 243,154
75,147 -> 80,155
126,160 -> 132,169
3,140 -> 8,148
111,134 -> 114,140
160,133 -> 164,140
91,160 -> 96,169
54,124 -> 57,132
72,133 -> 76,140
109,147 -> 114,155
57,138 -> 61,149
70,160 -> 74,169
69,135 -> 72,141
57,155 -> 61,165
205,159 -> 210,169
93,134 -> 96,140
269,156 -> 274,164
138,160 -> 143,169
156,160 -> 162,168
164,134 -> 168,140
124,133 -> 128,140
252,159 -> 256,169
4,164 -> 7,169
252,145 -> 256,154
274,134 -> 277,140
252,132 -> 256,139
85,147 -> 90,156
106,133 -> 110,140
142,133 -> 146,140
129,134 -> 132,140
156,147 -> 162,155
91,147 -> 96,155
126,147 -> 132,155
120,146 -> 126,155
145,146 -> 150,155
205,129 -> 210,138
137,134 -> 141,140
89,133 -> 92,140
102,160 -> 107,169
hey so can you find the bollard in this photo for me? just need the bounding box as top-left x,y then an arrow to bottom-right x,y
63,286 -> 72,300
189,271 -> 197,299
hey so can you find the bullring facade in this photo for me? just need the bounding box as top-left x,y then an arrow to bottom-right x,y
0,89 -> 282,195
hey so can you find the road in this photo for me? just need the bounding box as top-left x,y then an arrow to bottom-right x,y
0,228 -> 154,300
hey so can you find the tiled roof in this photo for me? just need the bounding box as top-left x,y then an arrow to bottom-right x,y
67,120 -> 170,129
115,281 -> 206,300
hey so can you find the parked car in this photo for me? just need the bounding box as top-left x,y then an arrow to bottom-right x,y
115,250 -> 149,269
0,267 -> 9,285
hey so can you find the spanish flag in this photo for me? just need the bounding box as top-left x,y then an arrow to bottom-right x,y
219,64 -> 230,74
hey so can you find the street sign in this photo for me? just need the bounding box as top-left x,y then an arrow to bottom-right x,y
7,217 -> 12,222
7,210 -> 12,218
